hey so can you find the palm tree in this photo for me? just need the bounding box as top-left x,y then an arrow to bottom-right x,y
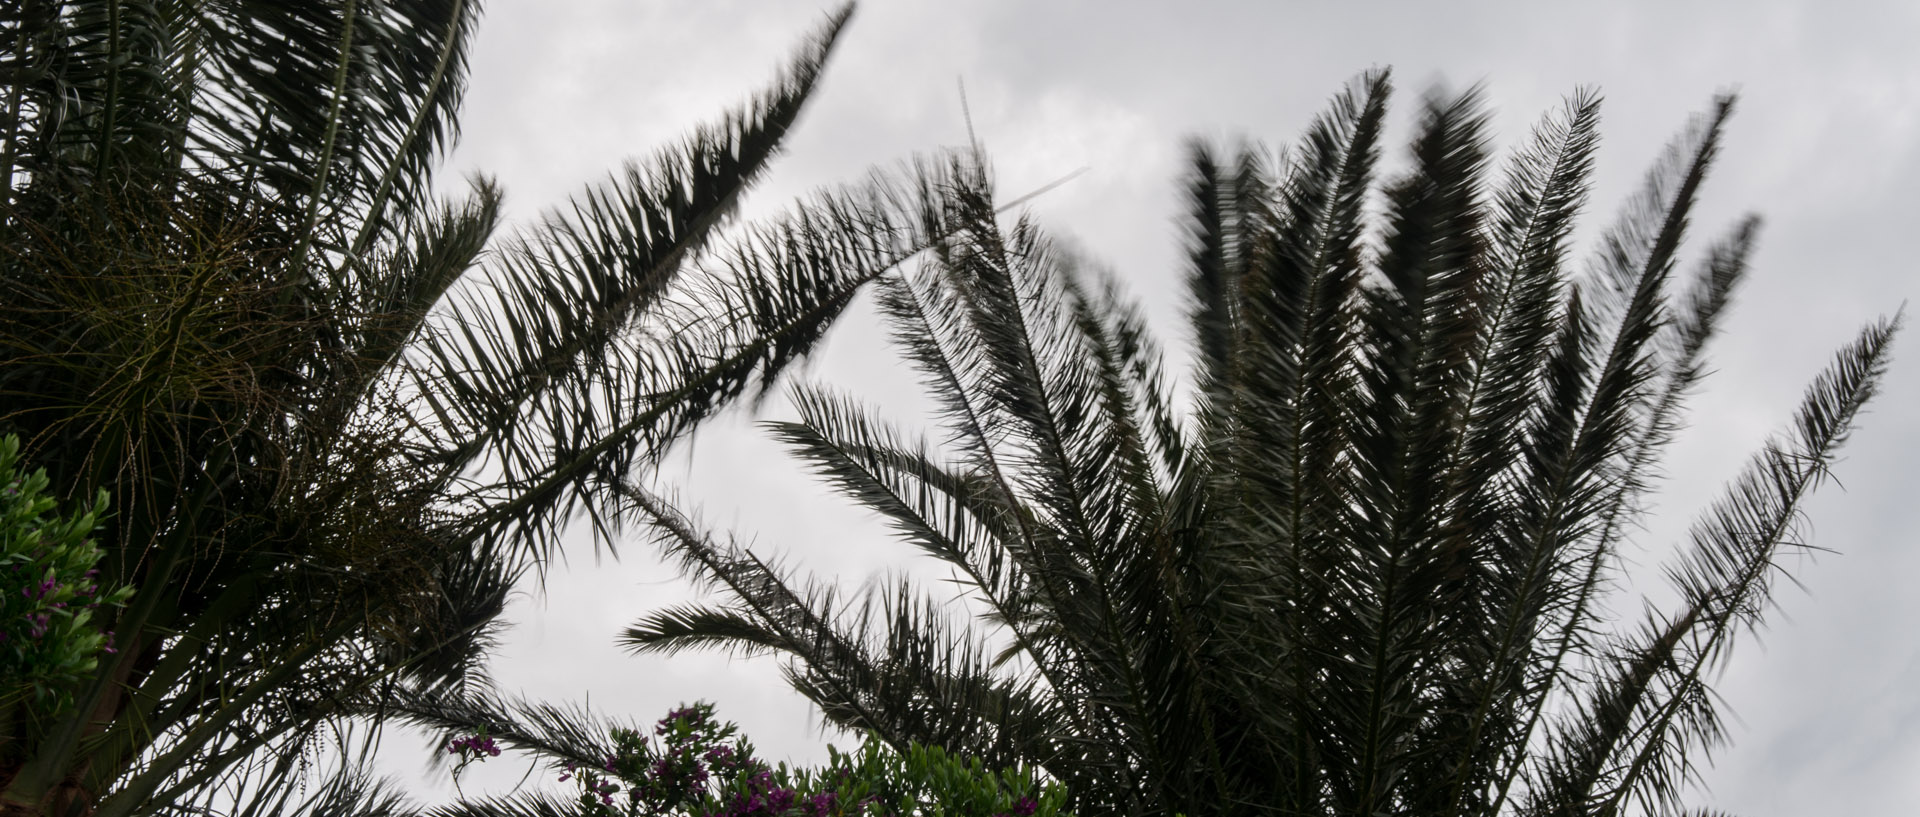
613,73 -> 1903,816
0,2 -> 945,814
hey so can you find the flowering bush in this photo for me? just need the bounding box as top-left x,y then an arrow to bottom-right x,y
0,435 -> 133,715
447,702 -> 1070,817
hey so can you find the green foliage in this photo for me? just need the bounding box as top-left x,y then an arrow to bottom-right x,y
612,76 -> 1902,817
807,737 -> 1065,817
435,702 -> 1066,817
0,436 -> 132,714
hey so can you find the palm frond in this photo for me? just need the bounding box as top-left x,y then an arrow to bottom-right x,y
614,480 -> 904,746
623,602 -> 798,659
1424,89 -> 1604,815
1336,85 -> 1493,814
426,793 -> 584,817
769,384 -> 1033,625
1192,73 -> 1396,814
1555,314 -> 1900,817
400,6 -> 859,558
223,760 -> 426,817
1470,101 -> 1745,816
383,685 -> 639,774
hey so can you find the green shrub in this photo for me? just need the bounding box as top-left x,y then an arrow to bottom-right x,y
0,435 -> 133,715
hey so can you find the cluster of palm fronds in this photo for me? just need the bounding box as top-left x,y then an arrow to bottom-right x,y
578,74 -> 1901,816
1,1 -> 1898,814
0,2 -> 971,814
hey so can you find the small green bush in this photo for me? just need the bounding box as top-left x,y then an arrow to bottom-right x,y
0,435 -> 133,715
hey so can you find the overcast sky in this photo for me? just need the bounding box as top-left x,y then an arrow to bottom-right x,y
391,2 -> 1920,813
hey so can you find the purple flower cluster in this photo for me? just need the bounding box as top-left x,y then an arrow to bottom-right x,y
710,769 -> 873,817
447,734 -> 501,758
703,744 -> 744,776
9,567 -> 110,640
558,759 -> 628,807
533,704 -> 842,817
5,557 -> 127,703
660,706 -> 705,729
22,575 -> 57,600
2,450 -> 137,713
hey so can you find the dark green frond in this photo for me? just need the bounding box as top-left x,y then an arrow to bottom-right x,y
770,384 -> 1031,614
1601,313 -> 1896,816
613,480 -> 903,742
1193,78 -> 1396,813
382,685 -> 640,773
259,766 -> 426,817
427,793 -> 584,817
1183,141 -> 1268,404
402,7 -> 862,557
1334,84 -> 1494,816
1448,88 -> 1601,497
1426,89 -> 1604,816
1482,100 -> 1745,814
623,603 -> 796,659
387,539 -> 519,697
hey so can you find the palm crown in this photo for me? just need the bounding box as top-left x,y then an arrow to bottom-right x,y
0,2 -> 956,814
614,73 -> 1901,817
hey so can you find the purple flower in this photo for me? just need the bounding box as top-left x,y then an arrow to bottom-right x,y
593,780 -> 619,806
447,734 -> 501,758
806,792 -> 837,817
1012,795 -> 1039,816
